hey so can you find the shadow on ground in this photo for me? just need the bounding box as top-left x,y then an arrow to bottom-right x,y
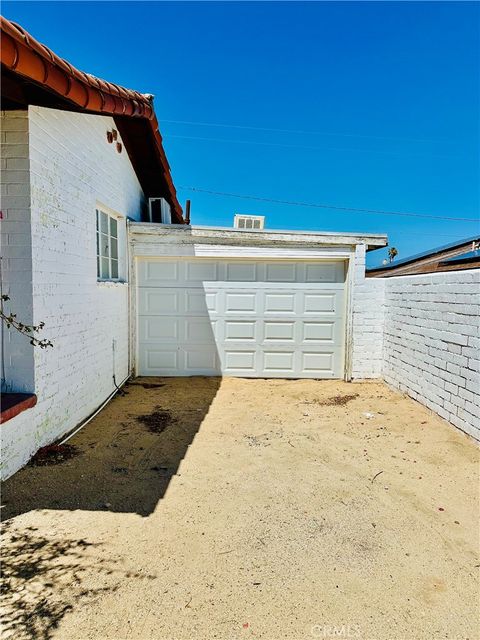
1,377 -> 221,519
0,520 -> 155,640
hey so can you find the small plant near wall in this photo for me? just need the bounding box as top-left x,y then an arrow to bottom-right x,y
388,247 -> 398,263
1,294 -> 53,348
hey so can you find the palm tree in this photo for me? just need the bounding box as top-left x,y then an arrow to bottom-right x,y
388,247 -> 398,263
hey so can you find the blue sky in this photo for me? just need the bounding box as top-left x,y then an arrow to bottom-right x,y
4,1 -> 479,266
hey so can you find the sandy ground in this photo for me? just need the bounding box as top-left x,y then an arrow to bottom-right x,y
1,377 -> 479,640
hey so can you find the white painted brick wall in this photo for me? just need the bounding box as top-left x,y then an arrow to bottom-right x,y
0,111 -> 35,392
351,244 -> 386,378
350,260 -> 479,440
1,106 -> 145,479
382,270 -> 480,440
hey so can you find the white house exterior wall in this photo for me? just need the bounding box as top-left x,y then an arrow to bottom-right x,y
1,106 -> 144,479
350,244 -> 385,379
1,110 -> 35,392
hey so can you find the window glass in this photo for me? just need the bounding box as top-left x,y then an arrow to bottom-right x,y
100,234 -> 109,258
110,237 -> 118,259
101,257 -> 110,279
110,217 -> 118,238
100,211 -> 109,234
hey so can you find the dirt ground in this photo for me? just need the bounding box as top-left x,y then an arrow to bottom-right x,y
1,377 -> 479,640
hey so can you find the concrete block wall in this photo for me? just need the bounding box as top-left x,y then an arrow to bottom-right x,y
351,244 -> 386,378
382,270 -> 480,440
0,111 -> 35,392
1,106 -> 145,479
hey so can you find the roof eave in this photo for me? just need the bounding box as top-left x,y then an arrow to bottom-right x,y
130,222 -> 389,249
0,15 -> 184,223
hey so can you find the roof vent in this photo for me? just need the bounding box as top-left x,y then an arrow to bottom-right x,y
234,214 -> 265,230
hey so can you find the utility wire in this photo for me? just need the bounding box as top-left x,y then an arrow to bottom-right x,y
165,134 -> 458,159
178,186 -> 479,223
162,118 -> 449,144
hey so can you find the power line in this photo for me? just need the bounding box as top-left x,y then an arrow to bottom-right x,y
178,186 -> 479,223
377,233 -> 474,239
162,118 -> 449,144
164,134 -> 458,160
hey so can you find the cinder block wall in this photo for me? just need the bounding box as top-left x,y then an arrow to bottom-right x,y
382,270 -> 480,440
1,106 -> 145,479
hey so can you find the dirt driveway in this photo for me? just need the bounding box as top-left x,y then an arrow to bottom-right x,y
1,378 -> 479,640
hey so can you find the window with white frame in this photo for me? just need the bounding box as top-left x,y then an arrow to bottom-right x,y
96,209 -> 119,280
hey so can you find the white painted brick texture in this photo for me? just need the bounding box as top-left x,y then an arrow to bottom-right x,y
1,106 -> 144,479
0,111 -> 35,393
383,270 -> 480,440
351,244 -> 386,379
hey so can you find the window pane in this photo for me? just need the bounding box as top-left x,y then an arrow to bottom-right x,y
97,256 -> 101,278
100,211 -> 109,234
110,237 -> 118,259
100,257 -> 110,279
96,209 -> 100,232
245,219 -> 253,229
100,233 -> 109,258
111,259 -> 118,279
110,217 -> 118,238
253,220 -> 260,229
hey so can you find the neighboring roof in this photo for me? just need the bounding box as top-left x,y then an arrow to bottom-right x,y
0,16 -> 184,222
367,235 -> 480,276
441,250 -> 480,265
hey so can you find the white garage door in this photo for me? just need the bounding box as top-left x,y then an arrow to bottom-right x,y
137,259 -> 346,378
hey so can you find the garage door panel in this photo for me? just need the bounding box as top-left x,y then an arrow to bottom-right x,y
264,293 -> 296,313
223,350 -> 256,371
224,320 -> 256,341
305,262 -> 344,283
139,290 -> 180,315
186,291 -> 218,314
225,292 -> 257,313
185,261 -> 218,282
139,317 -> 179,342
185,317 -> 217,343
302,352 -> 334,373
137,260 -> 179,285
185,348 -> 219,371
141,346 -> 179,373
302,321 -> 335,342
304,292 -> 339,314
137,259 -> 346,378
263,321 -> 296,342
263,351 -> 295,372
226,262 -> 257,281
266,262 -> 297,282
